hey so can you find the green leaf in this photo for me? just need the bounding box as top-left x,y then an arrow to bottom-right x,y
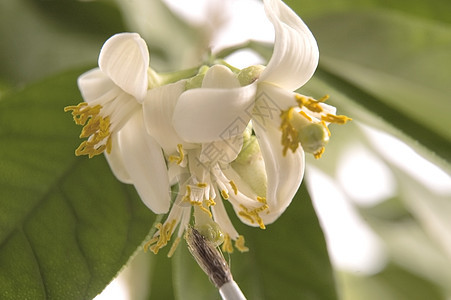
172,182 -> 337,300
0,69 -> 155,299
285,0 -> 451,24
339,263 -> 444,300
299,10 -> 451,167
0,0 -> 125,85
113,0 -> 208,71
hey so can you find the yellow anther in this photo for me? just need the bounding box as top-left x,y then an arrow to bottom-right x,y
191,201 -> 212,218
321,121 -> 331,137
196,182 -> 208,188
317,94 -> 330,102
239,204 -> 268,230
143,236 -> 159,252
235,235 -> 249,252
299,111 -> 313,122
168,237 -> 181,258
295,94 -> 327,113
169,144 -> 185,164
65,102 -> 112,158
205,198 -> 216,207
229,180 -> 238,195
313,147 -> 325,159
280,107 -> 299,156
257,196 -> 267,204
183,185 -> 192,203
222,234 -> 234,254
321,114 -> 352,124
147,220 -> 177,254
221,190 -> 229,200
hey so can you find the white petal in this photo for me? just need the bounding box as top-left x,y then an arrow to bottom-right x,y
252,82 -> 298,128
173,82 -> 257,143
98,33 -> 149,102
104,134 -> 132,184
202,65 -> 241,89
143,80 -> 188,154
211,197 -> 239,240
260,0 -> 319,91
199,136 -> 243,165
117,111 -> 170,214
253,121 -> 305,224
77,68 -> 117,104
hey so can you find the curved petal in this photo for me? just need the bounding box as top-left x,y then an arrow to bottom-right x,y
98,32 -> 149,102
173,82 -> 257,143
201,65 -> 241,89
260,0 -> 319,91
253,121 -> 305,224
143,80 -> 188,154
253,82 -> 298,128
77,68 -> 117,104
117,111 -> 171,214
104,134 -> 132,184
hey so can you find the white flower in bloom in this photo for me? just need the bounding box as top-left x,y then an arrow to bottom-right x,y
142,65 -> 258,255
171,0 -> 350,229
66,0 -> 351,256
65,32 -> 171,214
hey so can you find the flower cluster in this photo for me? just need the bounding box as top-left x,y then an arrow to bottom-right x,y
65,0 -> 350,256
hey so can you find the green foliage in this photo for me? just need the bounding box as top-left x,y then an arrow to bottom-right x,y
0,0 -> 450,299
0,69 -> 155,299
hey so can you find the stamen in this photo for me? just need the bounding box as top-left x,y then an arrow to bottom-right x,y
321,121 -> 331,137
222,234 -> 234,253
168,144 -> 185,164
205,198 -> 216,207
295,94 -> 327,113
299,111 -> 312,122
235,235 -> 249,252
65,102 -> 112,158
257,196 -> 267,204
314,147 -> 325,159
321,114 -> 352,124
147,220 -> 177,254
168,237 -> 181,258
280,107 -> 299,156
229,180 -> 238,195
221,190 -> 229,200
238,203 -> 268,230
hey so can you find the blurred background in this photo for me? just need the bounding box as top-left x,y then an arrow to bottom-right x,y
1,0 -> 450,299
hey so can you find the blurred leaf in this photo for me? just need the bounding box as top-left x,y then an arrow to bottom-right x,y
0,0 -> 125,85
339,263 -> 445,300
113,0 -> 209,71
299,10 -> 451,169
172,182 -> 338,299
0,69 -> 155,299
147,252 -> 175,299
285,0 -> 451,23
313,10 -> 451,150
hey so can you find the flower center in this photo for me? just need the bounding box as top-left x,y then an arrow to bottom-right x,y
64,102 -> 112,158
280,95 -> 351,158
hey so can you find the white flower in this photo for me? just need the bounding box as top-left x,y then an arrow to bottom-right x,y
142,65 -> 257,255
170,0 -> 351,228
65,32 -> 171,214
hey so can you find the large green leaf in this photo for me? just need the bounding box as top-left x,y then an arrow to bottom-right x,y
0,0 -> 125,85
0,69 -> 155,299
172,182 -> 337,300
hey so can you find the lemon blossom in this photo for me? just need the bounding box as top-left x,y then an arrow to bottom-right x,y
142,65 -> 259,255
65,32 -> 171,214
171,0 -> 350,227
